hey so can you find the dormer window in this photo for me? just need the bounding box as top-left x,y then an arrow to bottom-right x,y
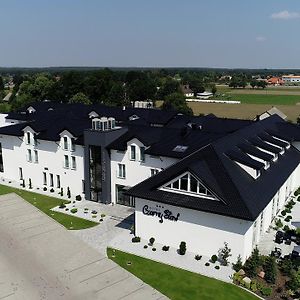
71,138 -> 76,152
26,132 -> 31,144
92,117 -> 116,131
162,172 -> 216,200
63,137 -> 68,150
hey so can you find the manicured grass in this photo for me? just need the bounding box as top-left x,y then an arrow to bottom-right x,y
226,94 -> 300,105
107,248 -> 259,300
0,184 -> 98,230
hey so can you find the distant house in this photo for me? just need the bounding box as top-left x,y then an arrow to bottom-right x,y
196,91 -> 213,99
180,84 -> 194,97
282,75 -> 300,85
267,77 -> 284,86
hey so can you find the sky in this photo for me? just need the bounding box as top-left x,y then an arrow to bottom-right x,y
0,0 -> 300,68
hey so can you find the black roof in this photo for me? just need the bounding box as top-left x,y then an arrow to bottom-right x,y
127,115 -> 300,221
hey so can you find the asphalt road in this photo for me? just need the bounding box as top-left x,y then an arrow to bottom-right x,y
0,193 -> 167,300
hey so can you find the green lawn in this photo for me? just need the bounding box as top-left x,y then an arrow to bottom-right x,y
0,184 -> 98,230
225,94 -> 300,105
107,248 -> 259,300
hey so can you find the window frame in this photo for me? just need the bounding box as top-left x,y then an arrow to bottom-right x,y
64,155 -> 69,169
130,145 -> 136,161
118,163 -> 126,178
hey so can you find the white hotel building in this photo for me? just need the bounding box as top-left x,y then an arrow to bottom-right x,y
0,102 -> 300,263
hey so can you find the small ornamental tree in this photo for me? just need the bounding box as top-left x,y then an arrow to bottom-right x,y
218,242 -> 232,266
264,256 -> 277,284
179,241 -> 186,255
232,255 -> 243,272
149,237 -> 155,245
244,247 -> 260,278
67,187 -> 71,199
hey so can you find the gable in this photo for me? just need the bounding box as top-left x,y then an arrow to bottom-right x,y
160,171 -> 219,201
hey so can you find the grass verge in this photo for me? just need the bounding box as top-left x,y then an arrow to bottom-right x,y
107,248 -> 259,300
0,184 -> 98,230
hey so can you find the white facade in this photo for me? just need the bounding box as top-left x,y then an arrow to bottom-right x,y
0,129 -> 85,198
135,164 -> 300,263
282,75 -> 300,84
110,138 -> 178,204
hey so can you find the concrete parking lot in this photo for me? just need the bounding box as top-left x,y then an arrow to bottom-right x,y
0,193 -> 167,300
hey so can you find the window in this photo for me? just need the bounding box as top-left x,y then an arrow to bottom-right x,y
71,156 -> 76,170
71,139 -> 76,152
118,164 -> 126,178
0,143 -> 3,172
64,155 -> 69,168
34,136 -> 38,147
43,172 -> 47,185
27,149 -> 32,162
150,169 -> 159,177
34,150 -> 38,163
26,132 -> 30,144
63,137 -> 68,150
130,145 -> 136,160
19,167 -> 23,180
56,175 -> 60,188
163,172 -> 215,199
82,180 -> 85,193
49,173 -> 54,187
140,147 -> 145,162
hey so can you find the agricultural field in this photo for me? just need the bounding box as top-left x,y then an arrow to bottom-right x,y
187,102 -> 300,123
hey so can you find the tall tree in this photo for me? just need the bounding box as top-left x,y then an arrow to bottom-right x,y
162,92 -> 193,115
69,92 -> 91,105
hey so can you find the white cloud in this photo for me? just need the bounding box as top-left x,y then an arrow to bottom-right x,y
256,36 -> 266,42
271,10 -> 300,20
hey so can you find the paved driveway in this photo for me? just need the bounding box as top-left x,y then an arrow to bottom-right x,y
0,193 -> 167,300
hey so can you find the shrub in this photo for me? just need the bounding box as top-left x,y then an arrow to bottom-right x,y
91,210 -> 97,214
215,266 -> 220,270
59,202 -> 66,209
29,178 -> 32,189
232,255 -> 243,272
101,213 -> 106,218
60,187 -> 63,196
260,286 -> 272,296
218,242 -> 232,266
250,280 -> 257,292
131,236 -> 141,243
286,270 -> 300,292
92,215 -> 97,218
283,225 -> 290,232
297,196 -> 300,202
75,195 -> 82,201
67,187 -> 71,199
152,248 -> 156,251
149,237 -> 155,245
279,259 -> 293,276
43,187 -> 47,191
70,208 -> 78,214
211,255 -> 218,263
99,218 -> 103,222
179,241 -> 186,255
162,246 -> 169,251
195,255 -> 202,261
65,208 -> 69,211
144,245 -> 148,249
264,256 -> 277,284
281,210 -> 287,216
50,188 -> 54,193
205,262 -> 210,267
275,219 -> 283,228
